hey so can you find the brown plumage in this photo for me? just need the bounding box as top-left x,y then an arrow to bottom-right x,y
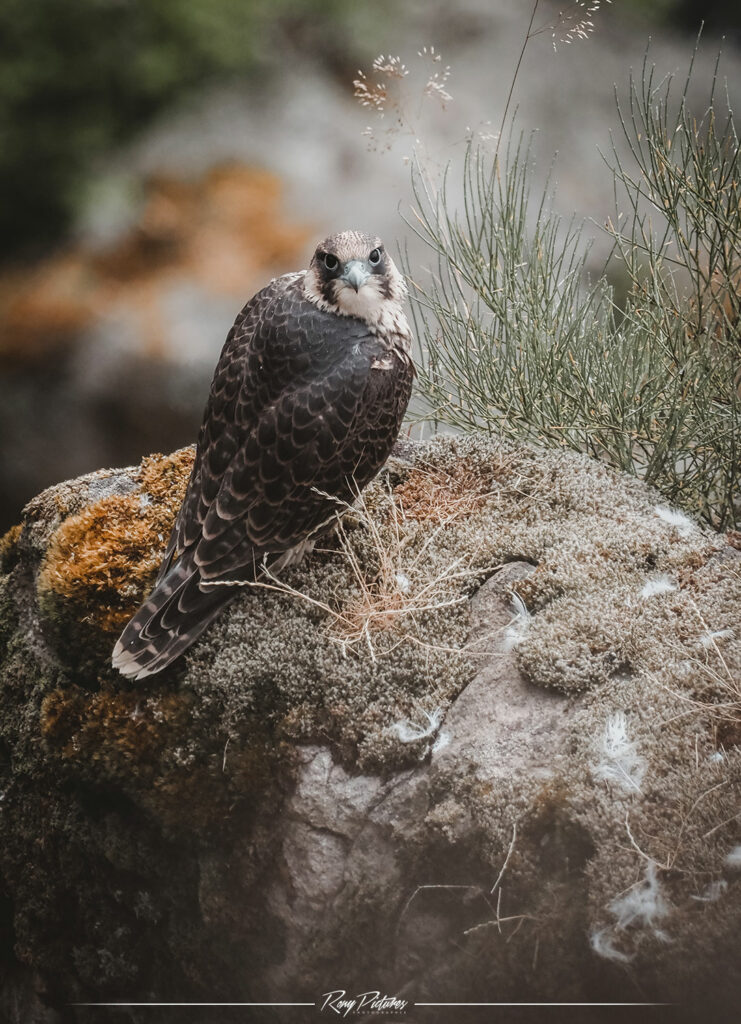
112,231 -> 414,679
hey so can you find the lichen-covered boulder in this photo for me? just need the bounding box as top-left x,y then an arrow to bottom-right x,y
0,435 -> 739,1022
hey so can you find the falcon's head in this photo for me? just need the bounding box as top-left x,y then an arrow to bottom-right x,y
303,230 -> 407,332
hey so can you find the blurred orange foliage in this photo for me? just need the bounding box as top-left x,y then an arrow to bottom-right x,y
0,164 -> 311,366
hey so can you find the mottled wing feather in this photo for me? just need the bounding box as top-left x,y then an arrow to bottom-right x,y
159,273 -> 412,583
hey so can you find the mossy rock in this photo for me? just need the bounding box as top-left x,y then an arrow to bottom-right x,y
34,448 -> 194,675
0,433 -> 739,1020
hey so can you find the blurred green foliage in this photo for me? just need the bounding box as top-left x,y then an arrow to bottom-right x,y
0,0 -> 379,261
626,0 -> 741,36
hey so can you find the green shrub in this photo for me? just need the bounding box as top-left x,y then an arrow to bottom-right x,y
0,0 -> 382,259
0,1 -> 242,256
408,47 -> 740,530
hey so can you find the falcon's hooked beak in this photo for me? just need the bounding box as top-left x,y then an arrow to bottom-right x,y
340,260 -> 372,293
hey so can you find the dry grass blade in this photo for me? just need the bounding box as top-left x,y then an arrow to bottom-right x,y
203,480 -> 496,661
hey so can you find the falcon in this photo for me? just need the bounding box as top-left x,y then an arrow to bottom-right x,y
112,231 -> 414,679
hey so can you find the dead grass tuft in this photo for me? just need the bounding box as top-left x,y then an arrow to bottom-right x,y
205,481 -> 496,661
327,488 -> 490,658
393,461 -> 496,522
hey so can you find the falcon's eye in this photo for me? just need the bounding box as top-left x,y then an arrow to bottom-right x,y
323,253 -> 339,271
368,248 -> 382,265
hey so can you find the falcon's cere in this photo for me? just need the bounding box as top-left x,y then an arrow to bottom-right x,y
113,231 -> 414,679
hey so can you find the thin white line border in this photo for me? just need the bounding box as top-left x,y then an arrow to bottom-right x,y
72,1001 -> 670,1009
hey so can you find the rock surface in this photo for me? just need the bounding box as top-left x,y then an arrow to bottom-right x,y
0,434 -> 740,1022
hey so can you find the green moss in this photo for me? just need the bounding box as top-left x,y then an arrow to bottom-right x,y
0,573 -> 16,661
11,433 -> 737,782
180,445 -> 505,772
177,432 -> 735,767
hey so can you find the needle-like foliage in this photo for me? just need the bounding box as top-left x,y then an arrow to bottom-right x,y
408,45 -> 740,529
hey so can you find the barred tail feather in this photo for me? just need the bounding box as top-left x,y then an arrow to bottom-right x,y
112,562 -> 236,680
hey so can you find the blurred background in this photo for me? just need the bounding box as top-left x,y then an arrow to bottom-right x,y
1,0 -> 739,532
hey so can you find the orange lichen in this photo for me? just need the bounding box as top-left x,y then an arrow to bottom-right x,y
138,447 -> 194,504
0,254 -> 96,365
0,523 -> 22,574
90,165 -> 309,293
37,448 -> 194,634
41,686 -> 192,769
41,683 -> 272,829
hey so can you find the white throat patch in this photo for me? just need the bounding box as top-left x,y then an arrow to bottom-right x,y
335,278 -> 386,322
302,268 -> 411,345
